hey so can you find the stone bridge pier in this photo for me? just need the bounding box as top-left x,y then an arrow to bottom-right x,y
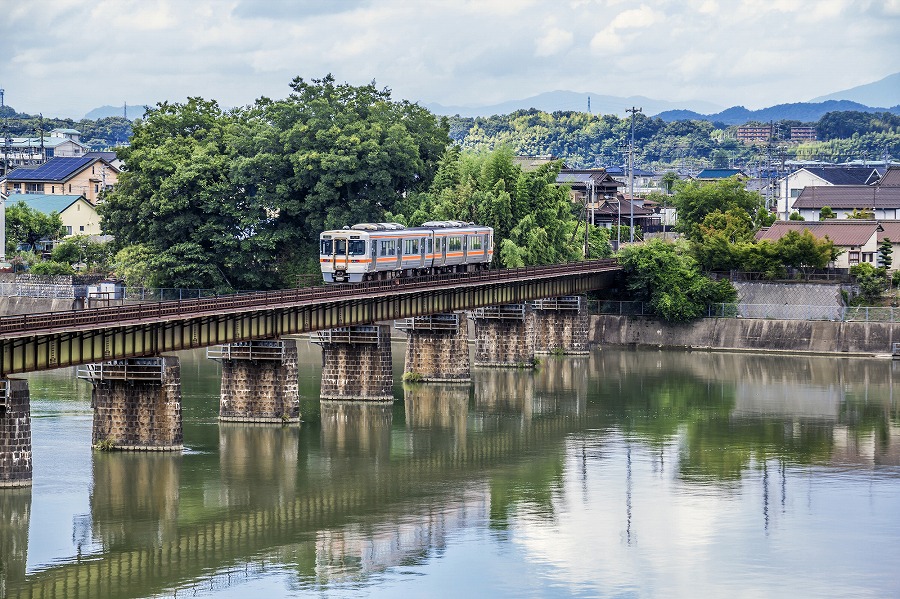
207,340 -> 300,423
469,304 -> 536,368
532,296 -> 590,355
311,325 -> 394,401
0,380 -> 32,487
80,357 -> 183,451
396,313 -> 470,383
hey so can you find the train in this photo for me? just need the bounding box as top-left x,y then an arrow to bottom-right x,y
319,221 -> 494,283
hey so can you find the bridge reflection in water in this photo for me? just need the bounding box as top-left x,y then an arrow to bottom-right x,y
2,346 -> 899,597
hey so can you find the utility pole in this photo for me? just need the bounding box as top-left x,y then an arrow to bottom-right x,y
626,106 -> 642,243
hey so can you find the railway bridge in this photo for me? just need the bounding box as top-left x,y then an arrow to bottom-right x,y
0,259 -> 620,485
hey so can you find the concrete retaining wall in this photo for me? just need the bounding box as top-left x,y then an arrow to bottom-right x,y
592,315 -> 900,355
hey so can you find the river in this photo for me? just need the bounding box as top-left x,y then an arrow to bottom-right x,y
2,341 -> 899,598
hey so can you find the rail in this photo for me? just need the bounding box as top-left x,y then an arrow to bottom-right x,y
0,379 -> 8,411
395,314 -> 461,331
0,259 -> 619,337
531,296 -> 582,311
207,341 -> 285,361
309,326 -> 382,345
469,304 -> 528,320
75,359 -> 165,382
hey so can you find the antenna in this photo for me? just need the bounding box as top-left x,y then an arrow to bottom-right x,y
587,95 -> 591,114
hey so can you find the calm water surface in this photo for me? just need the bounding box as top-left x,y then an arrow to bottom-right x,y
2,342 -> 899,598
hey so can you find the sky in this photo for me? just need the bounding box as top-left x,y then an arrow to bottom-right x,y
2,0 -> 899,120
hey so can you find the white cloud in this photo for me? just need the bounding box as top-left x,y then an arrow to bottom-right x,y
535,27 -> 575,57
1,0 -> 898,117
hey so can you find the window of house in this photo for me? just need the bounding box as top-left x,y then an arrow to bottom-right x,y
51,186 -> 55,193
25,183 -> 44,193
65,226 -> 72,235
79,226 -> 84,232
849,251 -> 860,265
68,184 -> 72,193
863,253 -> 875,263
790,189 -> 802,198
95,184 -> 99,193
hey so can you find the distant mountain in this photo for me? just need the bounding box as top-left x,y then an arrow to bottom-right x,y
84,104 -> 154,121
424,90 -> 723,118
810,72 -> 900,107
655,100 -> 900,125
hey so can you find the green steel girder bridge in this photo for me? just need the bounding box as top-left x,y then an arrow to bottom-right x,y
0,260 -> 620,376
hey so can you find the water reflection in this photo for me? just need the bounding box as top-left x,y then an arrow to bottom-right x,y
5,348 -> 900,598
89,452 -> 181,550
320,401 -> 394,459
218,424 -> 299,508
0,489 -> 30,592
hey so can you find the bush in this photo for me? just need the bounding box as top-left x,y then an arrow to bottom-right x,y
29,261 -> 75,275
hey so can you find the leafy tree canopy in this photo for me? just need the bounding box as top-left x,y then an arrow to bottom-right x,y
5,201 -> 66,253
618,239 -> 737,322
672,179 -> 764,240
99,76 -> 450,289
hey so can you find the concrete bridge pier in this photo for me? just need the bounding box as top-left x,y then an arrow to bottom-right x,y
80,357 -> 183,451
469,304 -> 536,368
207,340 -> 300,423
311,325 -> 394,401
532,296 -> 590,355
396,313 -> 471,382
0,379 -> 32,487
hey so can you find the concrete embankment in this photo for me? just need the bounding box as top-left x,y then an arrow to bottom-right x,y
591,315 -> 900,355
0,297 -> 79,315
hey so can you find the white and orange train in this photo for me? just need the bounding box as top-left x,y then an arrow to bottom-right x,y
319,221 -> 494,283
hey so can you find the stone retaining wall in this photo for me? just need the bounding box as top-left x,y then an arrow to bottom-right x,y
592,315 -> 900,354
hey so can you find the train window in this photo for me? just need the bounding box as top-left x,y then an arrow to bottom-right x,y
320,240 -> 333,255
427,238 -> 433,254
470,235 -> 482,250
380,240 -> 396,256
335,239 -> 347,254
405,238 -> 419,255
448,237 -> 462,252
348,240 -> 366,256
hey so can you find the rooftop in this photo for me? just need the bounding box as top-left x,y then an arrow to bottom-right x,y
756,220 -> 879,246
3,156 -> 109,182
6,194 -> 88,215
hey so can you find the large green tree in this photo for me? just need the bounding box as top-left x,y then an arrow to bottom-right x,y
672,179 -> 765,240
99,76 -> 450,289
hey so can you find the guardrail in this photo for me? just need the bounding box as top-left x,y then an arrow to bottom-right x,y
0,259 -> 620,337
75,359 -> 165,382
206,341 -> 285,361
310,326 -> 382,345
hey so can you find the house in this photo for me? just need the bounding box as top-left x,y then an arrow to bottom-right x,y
603,165 -> 660,196
514,155 -> 560,171
556,169 -> 623,207
790,167 -> 900,221
877,221 -> 900,269
1,132 -> 88,173
695,168 -> 748,181
6,194 -> 101,237
589,193 -> 662,236
777,166 -> 880,219
755,220 -> 879,269
0,156 -> 119,204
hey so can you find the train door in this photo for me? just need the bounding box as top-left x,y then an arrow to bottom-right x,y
333,237 -> 349,274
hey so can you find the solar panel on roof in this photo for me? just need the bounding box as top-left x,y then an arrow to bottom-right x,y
7,156 -> 95,181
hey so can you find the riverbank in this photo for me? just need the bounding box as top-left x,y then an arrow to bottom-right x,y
591,314 -> 900,356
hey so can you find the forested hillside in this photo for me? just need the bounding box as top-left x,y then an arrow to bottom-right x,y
449,109 -> 900,169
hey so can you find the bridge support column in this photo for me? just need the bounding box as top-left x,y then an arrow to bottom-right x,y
82,357 -> 183,451
0,380 -> 32,487
396,313 -> 470,382
469,304 -> 536,368
532,296 -> 590,355
208,340 -> 300,423
312,325 -> 394,401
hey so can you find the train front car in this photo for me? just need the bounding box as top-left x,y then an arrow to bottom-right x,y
319,227 -> 372,283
